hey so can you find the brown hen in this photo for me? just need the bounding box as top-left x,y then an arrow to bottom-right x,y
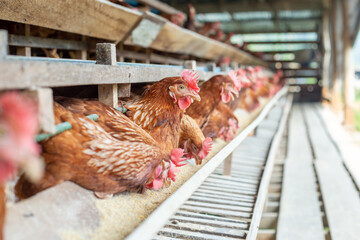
15,103 -> 184,200
185,74 -> 238,129
124,70 -> 201,154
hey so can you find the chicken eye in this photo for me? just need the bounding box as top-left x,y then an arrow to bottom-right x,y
178,85 -> 185,90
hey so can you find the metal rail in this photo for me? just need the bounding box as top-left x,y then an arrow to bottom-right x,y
246,93 -> 293,240
126,86 -> 289,240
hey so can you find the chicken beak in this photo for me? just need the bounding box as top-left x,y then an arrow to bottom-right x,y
188,91 -> 201,102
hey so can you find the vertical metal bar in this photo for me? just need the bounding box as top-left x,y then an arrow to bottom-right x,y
222,153 -> 232,176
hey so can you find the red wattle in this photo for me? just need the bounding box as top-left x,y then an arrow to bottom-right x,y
221,92 -> 231,103
178,96 -> 191,110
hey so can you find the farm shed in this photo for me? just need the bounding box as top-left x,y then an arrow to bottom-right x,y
0,0 -> 359,239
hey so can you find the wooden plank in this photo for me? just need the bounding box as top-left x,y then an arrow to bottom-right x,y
188,195 -> 254,208
184,201 -> 253,213
277,105 -> 325,240
8,34 -> 88,50
315,159 -> 360,240
179,205 -> 252,219
316,104 -> 360,189
164,221 -> 246,239
0,0 -> 141,41
175,210 -> 250,226
0,58 -> 186,89
150,22 -> 266,66
303,104 -> 360,240
124,12 -> 166,48
4,182 -> 100,240
158,227 -> 242,240
170,215 -> 248,229
302,104 -> 340,160
137,0 -> 182,15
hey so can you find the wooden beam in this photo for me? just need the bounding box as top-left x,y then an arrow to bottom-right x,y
0,0 -> 142,41
96,43 -> 118,108
330,0 -> 341,113
8,34 -> 88,51
246,41 -> 319,45
169,0 -> 323,13
321,4 -> 331,100
137,0 -> 183,15
341,0 -> 355,126
150,22 -> 267,66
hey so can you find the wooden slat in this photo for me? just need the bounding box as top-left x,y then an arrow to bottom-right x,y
188,196 -> 254,208
315,159 -> 360,240
184,201 -> 253,213
8,34 -> 88,50
179,205 -> 252,219
302,104 -> 340,160
0,0 -> 141,41
316,104 -> 360,189
170,215 -> 248,229
158,227 -> 242,240
277,105 -> 325,240
303,104 -> 360,240
175,210 -> 249,225
164,221 -> 246,238
0,58 -> 185,89
150,22 -> 266,66
137,0 -> 182,15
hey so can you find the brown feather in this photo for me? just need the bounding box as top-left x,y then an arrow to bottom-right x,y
15,103 -> 170,199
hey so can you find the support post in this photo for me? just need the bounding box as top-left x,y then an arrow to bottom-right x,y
321,0 -> 331,101
25,88 -> 56,134
118,83 -> 131,98
222,153 -> 232,176
330,0 -> 342,113
24,25 -> 31,57
96,43 -> 118,108
220,63 -> 228,72
341,0 -> 355,126
184,60 -> 196,70
0,30 -> 8,58
207,63 -> 216,72
230,62 -> 239,70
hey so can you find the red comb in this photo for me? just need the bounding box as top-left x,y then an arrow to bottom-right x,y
171,148 -> 187,167
167,162 -> 179,182
254,66 -> 262,72
198,137 -> 213,159
247,66 -> 255,72
181,69 -> 200,93
228,70 -> 241,91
